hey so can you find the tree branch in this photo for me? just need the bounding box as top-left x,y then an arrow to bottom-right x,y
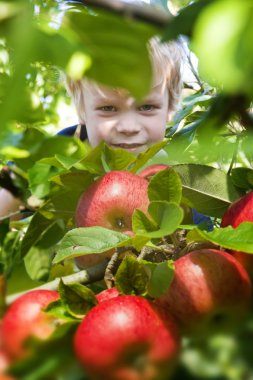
82,0 -> 172,27
6,260 -> 108,305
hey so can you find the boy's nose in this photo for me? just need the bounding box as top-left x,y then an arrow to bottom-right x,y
116,114 -> 141,135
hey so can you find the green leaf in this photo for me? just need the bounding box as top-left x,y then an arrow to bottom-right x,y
21,187 -> 83,257
58,280 -> 97,318
21,213 -> 66,258
24,246 -> 52,282
193,0 -> 253,96
195,222 -> 253,253
102,144 -> 136,171
130,140 -> 168,173
53,227 -> 131,264
51,170 -> 95,192
132,209 -> 158,234
130,235 -> 151,252
133,201 -> 183,238
141,260 -> 174,298
114,255 -> 149,296
28,162 -> 57,198
230,167 -> 253,190
44,299 -> 78,322
23,219 -> 66,281
0,230 -> 22,277
15,133 -> 85,172
67,10 -> 157,99
76,141 -> 105,173
173,164 -> 241,218
148,167 -> 182,203
54,154 -> 85,170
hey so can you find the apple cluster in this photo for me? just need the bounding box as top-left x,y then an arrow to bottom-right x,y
1,167 -> 253,380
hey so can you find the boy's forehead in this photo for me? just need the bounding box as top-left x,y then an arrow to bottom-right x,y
85,78 -> 167,100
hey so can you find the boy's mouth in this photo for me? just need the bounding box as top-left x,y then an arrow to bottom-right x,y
110,143 -> 144,149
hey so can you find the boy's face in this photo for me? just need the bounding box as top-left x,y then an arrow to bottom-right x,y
83,78 -> 171,155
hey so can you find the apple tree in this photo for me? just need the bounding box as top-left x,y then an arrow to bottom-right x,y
0,0 -> 253,379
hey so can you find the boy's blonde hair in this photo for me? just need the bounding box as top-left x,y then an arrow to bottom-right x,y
66,37 -> 183,124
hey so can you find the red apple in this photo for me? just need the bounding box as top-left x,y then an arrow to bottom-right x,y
138,164 -> 170,180
75,171 -> 149,269
155,249 -> 252,337
221,191 -> 253,228
75,171 -> 149,233
221,191 -> 253,277
74,295 -> 181,380
96,287 -> 120,303
1,289 -> 60,360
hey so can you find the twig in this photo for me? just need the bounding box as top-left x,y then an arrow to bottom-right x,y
104,249 -> 120,288
137,246 -> 154,261
83,0 -> 172,27
179,36 -> 204,91
6,260 -> 108,305
227,133 -> 240,176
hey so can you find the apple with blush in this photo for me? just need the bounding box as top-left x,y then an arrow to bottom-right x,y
74,171 -> 149,268
1,289 -> 60,360
138,164 -> 170,180
74,295 -> 181,380
221,191 -> 253,277
155,249 -> 252,338
96,287 -> 120,303
75,171 -> 149,233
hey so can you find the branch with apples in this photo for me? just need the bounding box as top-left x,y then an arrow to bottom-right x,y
2,151 -> 253,380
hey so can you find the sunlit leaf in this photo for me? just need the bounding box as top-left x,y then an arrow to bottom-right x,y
53,227 -> 131,263
194,222 -> 253,253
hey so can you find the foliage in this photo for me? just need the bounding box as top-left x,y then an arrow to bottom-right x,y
0,0 -> 253,379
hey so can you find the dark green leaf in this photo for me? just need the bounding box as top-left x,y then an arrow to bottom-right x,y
114,255 -> 149,296
44,299 -> 77,322
162,0 -> 213,40
230,167 -> 253,190
58,280 -> 97,318
174,164 -> 242,217
21,214 -> 66,257
0,230 -> 22,276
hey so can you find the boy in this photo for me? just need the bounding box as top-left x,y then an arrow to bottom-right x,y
0,37 -> 183,219
64,37 -> 183,151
